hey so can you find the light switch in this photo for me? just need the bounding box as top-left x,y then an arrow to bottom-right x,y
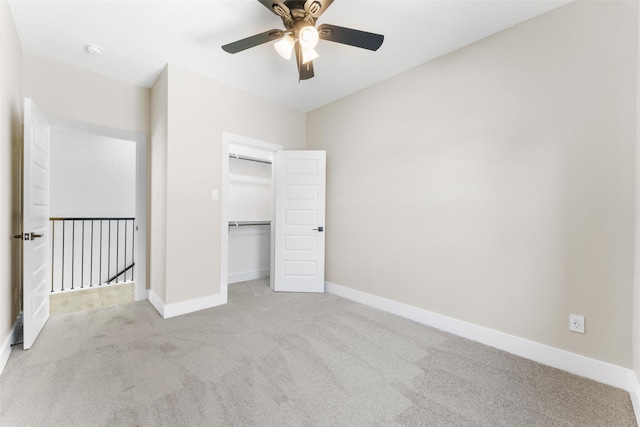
211,189 -> 219,200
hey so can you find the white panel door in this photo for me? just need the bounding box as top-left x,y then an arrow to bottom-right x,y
273,150 -> 326,293
22,98 -> 51,349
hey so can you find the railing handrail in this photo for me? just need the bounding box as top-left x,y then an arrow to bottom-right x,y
107,262 -> 135,284
50,217 -> 135,221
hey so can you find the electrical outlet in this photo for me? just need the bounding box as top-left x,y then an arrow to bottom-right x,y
569,314 -> 585,334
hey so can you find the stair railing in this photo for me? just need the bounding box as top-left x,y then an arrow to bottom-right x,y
49,217 -> 135,293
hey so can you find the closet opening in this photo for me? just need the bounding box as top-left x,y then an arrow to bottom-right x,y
227,154 -> 272,284
220,133 -> 283,299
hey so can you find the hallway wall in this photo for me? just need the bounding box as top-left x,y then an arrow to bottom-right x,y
50,130 -> 136,218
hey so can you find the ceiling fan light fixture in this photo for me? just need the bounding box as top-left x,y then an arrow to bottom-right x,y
298,25 -> 319,50
274,34 -> 294,59
301,47 -> 319,64
221,1 -> 384,81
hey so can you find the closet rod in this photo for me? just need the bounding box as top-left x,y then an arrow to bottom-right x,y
228,153 -> 272,165
228,220 -> 272,227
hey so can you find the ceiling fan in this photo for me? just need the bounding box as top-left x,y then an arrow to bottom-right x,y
221,0 -> 384,81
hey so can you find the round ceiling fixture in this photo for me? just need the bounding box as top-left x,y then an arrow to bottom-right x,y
298,26 -> 319,50
85,44 -> 103,55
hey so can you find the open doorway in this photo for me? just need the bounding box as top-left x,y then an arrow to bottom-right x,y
47,117 -> 147,313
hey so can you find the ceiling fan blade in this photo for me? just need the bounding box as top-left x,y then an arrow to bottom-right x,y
294,42 -> 315,81
257,0 -> 292,20
222,29 -> 284,54
304,0 -> 334,18
317,24 -> 384,51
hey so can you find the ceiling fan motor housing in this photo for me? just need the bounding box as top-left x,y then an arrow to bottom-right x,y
280,2 -> 319,29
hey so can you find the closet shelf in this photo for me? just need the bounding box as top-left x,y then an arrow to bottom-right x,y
228,220 -> 271,227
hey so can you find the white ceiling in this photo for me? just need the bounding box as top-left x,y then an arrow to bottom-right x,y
8,0 -> 571,112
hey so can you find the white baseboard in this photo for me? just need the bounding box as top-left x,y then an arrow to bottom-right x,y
228,268 -> 269,285
0,313 -> 23,377
148,290 -> 166,318
325,281 -> 633,392
629,371 -> 640,424
148,285 -> 228,319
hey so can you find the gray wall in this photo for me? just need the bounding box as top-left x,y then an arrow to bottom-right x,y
307,0 -> 638,367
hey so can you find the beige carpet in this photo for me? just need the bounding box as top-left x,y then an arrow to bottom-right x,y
49,282 -> 134,316
1,279 -> 636,426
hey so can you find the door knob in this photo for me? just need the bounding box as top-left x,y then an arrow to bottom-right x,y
13,232 -> 43,240
313,226 -> 324,232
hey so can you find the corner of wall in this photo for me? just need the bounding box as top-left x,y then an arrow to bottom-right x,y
148,285 -> 227,319
633,0 -> 640,414
148,289 -> 165,318
629,371 -> 640,424
149,66 -> 169,305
